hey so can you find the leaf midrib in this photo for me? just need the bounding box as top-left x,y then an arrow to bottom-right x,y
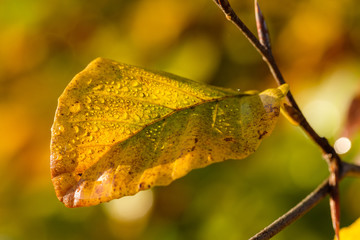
72,93 -> 248,149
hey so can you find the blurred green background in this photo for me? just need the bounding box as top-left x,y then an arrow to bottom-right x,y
1,0 -> 360,239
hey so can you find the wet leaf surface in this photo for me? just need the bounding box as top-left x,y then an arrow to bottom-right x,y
50,58 -> 288,207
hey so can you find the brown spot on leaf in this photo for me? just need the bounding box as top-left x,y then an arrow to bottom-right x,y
258,130 -> 268,139
224,137 -> 234,142
138,182 -> 145,190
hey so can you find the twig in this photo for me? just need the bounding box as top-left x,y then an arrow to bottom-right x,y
343,162 -> 360,177
249,179 -> 330,240
212,0 -> 295,108
212,0 -> 341,168
249,162 -> 360,240
212,0 -> 345,238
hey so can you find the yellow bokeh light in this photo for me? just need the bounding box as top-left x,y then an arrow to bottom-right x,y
103,189 -> 154,222
303,100 -> 341,138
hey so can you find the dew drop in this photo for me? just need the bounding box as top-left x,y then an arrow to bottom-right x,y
86,78 -> 93,85
93,85 -> 103,91
123,112 -> 128,119
134,114 -> 141,122
70,103 -> 81,113
58,125 -> 65,132
70,152 -> 77,158
151,112 -> 160,119
78,153 -> 86,161
65,143 -> 73,151
132,81 -> 140,87
85,97 -> 92,104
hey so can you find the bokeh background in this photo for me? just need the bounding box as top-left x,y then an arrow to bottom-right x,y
1,0 -> 360,239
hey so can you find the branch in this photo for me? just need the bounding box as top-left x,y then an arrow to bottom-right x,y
249,179 -> 330,240
212,0 -> 341,168
343,162 -> 360,177
249,162 -> 360,240
212,0 -> 345,238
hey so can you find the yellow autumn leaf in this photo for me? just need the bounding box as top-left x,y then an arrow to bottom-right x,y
337,218 -> 360,240
50,57 -> 288,208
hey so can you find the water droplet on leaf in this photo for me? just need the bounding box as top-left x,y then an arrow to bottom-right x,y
70,103 -> 81,113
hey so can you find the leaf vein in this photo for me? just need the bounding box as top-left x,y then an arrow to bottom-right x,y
92,92 -> 176,110
68,119 -> 143,127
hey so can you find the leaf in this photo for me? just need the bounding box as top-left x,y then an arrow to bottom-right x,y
50,57 -> 288,208
336,218 -> 360,240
